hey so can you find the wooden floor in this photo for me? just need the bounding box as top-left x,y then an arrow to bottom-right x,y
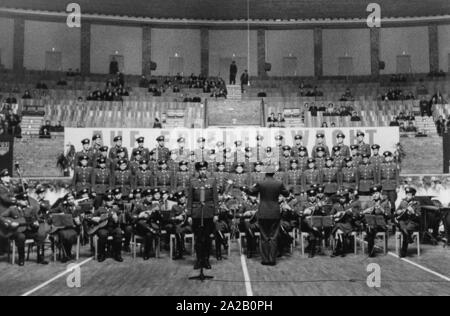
0,237 -> 449,296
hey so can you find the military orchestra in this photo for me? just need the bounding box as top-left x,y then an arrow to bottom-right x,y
0,132 -> 442,268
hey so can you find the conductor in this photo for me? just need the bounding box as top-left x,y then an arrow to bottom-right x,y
187,161 -> 219,270
248,165 -> 289,266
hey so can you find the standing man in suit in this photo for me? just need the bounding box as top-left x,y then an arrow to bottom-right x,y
229,61 -> 238,85
248,165 -> 290,266
240,70 -> 249,93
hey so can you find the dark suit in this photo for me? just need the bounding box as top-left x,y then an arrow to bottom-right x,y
249,176 -> 289,264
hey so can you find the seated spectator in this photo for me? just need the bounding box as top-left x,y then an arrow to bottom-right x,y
321,122 -> 328,128
22,90 -> 32,99
39,120 -> 52,139
36,82 -> 48,90
397,112 -> 408,121
406,112 -> 415,121
153,118 -> 162,128
139,76 -> 149,88
350,112 -> 361,122
330,122 -> 336,128
317,103 -> 326,112
417,84 -> 428,95
53,121 -> 64,132
173,85 -> 181,93
405,121 -> 417,133
277,113 -> 285,128
267,113 -> 277,127
399,122 -> 407,133
339,88 -> 354,102
308,103 -> 318,117
405,91 -> 415,100
339,106 -> 351,117
420,96 -> 431,117
389,117 -> 400,127
56,78 -> 68,86
325,103 -> 335,115
5,94 -> 17,104
435,115 -> 446,136
203,83 -> 211,93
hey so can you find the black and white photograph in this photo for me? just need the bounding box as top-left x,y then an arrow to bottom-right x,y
0,0 -> 449,301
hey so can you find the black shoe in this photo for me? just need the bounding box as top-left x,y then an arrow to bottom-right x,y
61,256 -> 69,263
308,252 -> 315,258
247,252 -> 253,259
37,257 -> 49,265
261,262 -> 270,266
204,260 -> 211,270
114,255 -> 124,262
268,262 -> 276,266
216,252 -> 222,261
97,255 -> 106,263
194,261 -> 202,270
330,251 -> 340,258
143,255 -> 150,261
18,258 -> 25,266
173,253 -> 184,260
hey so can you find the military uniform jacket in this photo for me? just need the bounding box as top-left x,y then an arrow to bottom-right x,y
167,160 -> 180,175
291,146 -> 309,160
230,173 -> 250,189
195,148 -> 207,162
279,157 -> 291,172
341,167 -> 359,188
214,171 -> 229,192
234,150 -> 246,165
113,170 -> 135,195
369,155 -> 385,173
175,148 -> 189,162
358,163 -> 377,192
302,168 -> 322,188
93,157 -> 113,170
224,160 -> 235,173
173,171 -> 191,192
335,144 -> 350,158
111,158 -> 129,172
135,169 -> 154,189
132,147 -> 150,161
94,205 -> 121,228
334,156 -> 345,170
297,157 -> 309,172
155,170 -> 172,189
129,161 -> 141,175
250,172 -> 265,187
1,205 -> 39,233
72,166 -> 93,191
274,172 -> 287,185
364,198 -> 391,217
358,142 -> 371,157
153,146 -> 170,162
0,183 -> 16,214
321,167 -> 341,194
91,167 -> 112,194
379,162 -> 399,191
206,158 -> 217,174
396,199 -> 421,223
248,178 -> 289,219
298,201 -> 325,218
315,157 -> 327,171
187,176 -> 219,219
149,160 -> 158,174
286,169 -> 303,195
351,155 -> 363,166
109,146 -> 129,160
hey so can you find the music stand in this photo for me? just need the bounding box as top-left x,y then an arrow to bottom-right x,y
189,186 -> 213,282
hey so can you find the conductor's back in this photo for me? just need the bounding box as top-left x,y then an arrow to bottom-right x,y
250,172 -> 289,219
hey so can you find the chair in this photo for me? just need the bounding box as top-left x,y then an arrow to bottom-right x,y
9,239 -> 35,265
395,231 -> 420,257
52,235 -> 81,262
360,231 -> 388,255
239,232 -> 261,255
169,233 -> 195,260
132,230 -> 167,260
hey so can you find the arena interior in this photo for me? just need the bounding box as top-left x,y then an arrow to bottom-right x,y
0,0 -> 449,298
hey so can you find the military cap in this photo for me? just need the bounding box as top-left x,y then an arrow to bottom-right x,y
307,158 -> 316,164
35,187 -> 46,195
370,185 -> 383,194
158,160 -> 167,166
383,151 -> 393,157
316,146 -> 326,153
357,131 -> 365,137
140,159 -> 148,165
104,194 -> 115,202
332,146 -> 341,152
112,188 -> 122,195
316,132 -> 325,138
143,189 -> 153,197
344,157 -> 353,163
92,134 -> 102,141
298,146 -> 307,152
294,135 -> 303,140
266,147 -> 272,153
177,137 -> 185,143
190,151 -> 196,156
254,161 -> 264,167
78,188 -> 90,197
117,159 -> 127,166
256,135 -> 264,141
116,147 -> 125,154
0,169 -> 10,178
336,132 -> 346,139
275,135 -> 284,141
307,189 -> 317,197
152,188 -> 161,195
235,163 -> 244,169
175,191 -> 185,200
326,156 -> 334,162
113,136 -> 122,142
195,161 -> 208,170
208,149 -> 216,155
156,136 -> 165,142
99,146 -> 109,152
290,159 -> 299,164
316,186 -> 325,194
197,137 -> 206,143
350,145 -> 359,151
79,154 -> 89,161
81,138 -> 90,145
362,154 -> 371,159
405,187 -> 417,195
234,140 -> 242,146
136,137 -> 145,143
133,150 -> 142,156
133,188 -> 143,196
97,157 -> 107,164
15,192 -> 28,201
245,147 -> 252,153
179,160 -> 188,166
371,144 -> 380,150
282,145 -> 291,151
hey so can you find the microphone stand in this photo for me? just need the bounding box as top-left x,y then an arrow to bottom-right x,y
189,185 -> 213,282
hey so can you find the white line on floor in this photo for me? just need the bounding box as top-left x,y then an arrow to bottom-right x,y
21,257 -> 94,297
387,252 -> 450,282
240,254 -> 253,296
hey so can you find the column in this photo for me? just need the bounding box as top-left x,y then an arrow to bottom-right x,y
257,28 -> 266,78
370,27 -> 381,77
13,18 -> 25,72
313,28 -> 323,78
200,28 -> 209,77
80,21 -> 91,76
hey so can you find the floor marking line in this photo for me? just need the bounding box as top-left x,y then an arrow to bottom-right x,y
387,252 -> 450,282
21,257 -> 94,297
240,254 -> 253,297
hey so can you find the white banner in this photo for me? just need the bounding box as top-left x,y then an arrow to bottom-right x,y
65,127 -> 400,154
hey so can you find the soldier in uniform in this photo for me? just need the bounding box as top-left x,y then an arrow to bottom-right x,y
90,134 -> 103,162
250,161 -> 266,186
335,132 -> 350,157
229,163 -> 250,201
195,137 -> 207,162
330,191 -> 355,257
369,144 -> 384,175
215,191 -> 234,260
298,189 -> 325,258
279,194 -> 298,256
321,157 -> 341,197
94,146 -> 112,169
291,134 -> 309,158
279,146 -> 292,172
129,150 -> 143,175
238,189 -> 259,258
273,135 -> 284,163
75,139 -> 94,167
358,154 -> 377,196
263,147 -> 278,167
168,150 -> 181,175
92,194 -> 124,262
135,159 -> 154,191
50,192 -> 84,263
188,151 -> 198,176
314,146 -> 327,171
132,137 -> 150,161
72,155 -> 93,193
112,159 -> 135,196
234,141 -> 245,165
286,159 -> 303,197
224,148 -> 235,173
296,146 -> 309,172
341,157 -> 359,191
332,146 -> 345,170
302,158 -> 321,191
154,160 -> 172,192
172,161 -> 191,194
312,132 -> 330,158
350,145 -> 363,166
206,149 -> 217,174
395,187 -> 421,258
109,136 -> 129,160
168,191 -> 191,260
216,141 -> 226,163
1,193 -> 48,266
187,162 -> 219,270
176,137 -> 189,162
149,150 -> 158,174
356,132 -> 371,157
379,151 -> 399,215
253,135 -> 266,162
154,136 -> 170,163
244,147 -> 256,173
35,187 -> 50,218
111,147 -> 128,171
0,169 -> 17,215
274,164 -> 287,184
361,185 -> 390,257
91,157 -> 112,208
214,162 -> 229,193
